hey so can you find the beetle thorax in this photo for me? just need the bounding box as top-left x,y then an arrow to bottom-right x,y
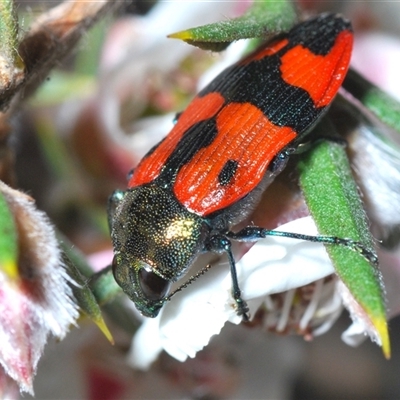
111,184 -> 207,281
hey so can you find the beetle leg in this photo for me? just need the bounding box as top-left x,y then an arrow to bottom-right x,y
206,234 -> 250,321
226,227 -> 378,266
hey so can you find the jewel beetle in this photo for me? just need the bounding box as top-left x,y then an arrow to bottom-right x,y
109,13 -> 356,319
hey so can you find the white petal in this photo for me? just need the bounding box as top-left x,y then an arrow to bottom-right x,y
239,216 -> 335,299
129,318 -> 162,370
130,216 -> 336,366
160,301 -> 227,361
341,319 -> 369,348
128,114 -> 175,160
338,280 -> 382,348
98,1 -> 238,142
129,258 -> 232,369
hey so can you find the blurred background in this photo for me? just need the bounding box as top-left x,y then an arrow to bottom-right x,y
7,0 -> 400,398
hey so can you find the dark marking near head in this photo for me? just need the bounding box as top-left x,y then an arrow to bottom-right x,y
157,118 -> 218,185
218,160 -> 239,186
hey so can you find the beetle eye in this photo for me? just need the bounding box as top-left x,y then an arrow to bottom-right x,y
138,268 -> 171,301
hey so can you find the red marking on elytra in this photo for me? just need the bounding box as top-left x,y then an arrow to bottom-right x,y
280,30 -> 353,107
174,102 -> 297,216
129,92 -> 225,187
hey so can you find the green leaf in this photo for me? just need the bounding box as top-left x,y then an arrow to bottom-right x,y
89,266 -> 122,305
61,247 -> 114,344
60,237 -> 139,336
90,267 -> 141,335
298,119 -> 390,358
59,234 -> 121,306
343,69 -> 400,136
59,234 -> 94,278
168,0 -> 297,50
0,0 -> 23,67
0,189 -> 18,280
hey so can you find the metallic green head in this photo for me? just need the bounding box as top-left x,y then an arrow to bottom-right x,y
110,185 -> 207,317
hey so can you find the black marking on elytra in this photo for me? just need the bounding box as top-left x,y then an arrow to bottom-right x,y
137,14 -> 349,190
288,13 -> 352,56
200,53 -> 320,134
218,160 -> 239,186
157,118 -> 218,186
199,14 -> 350,135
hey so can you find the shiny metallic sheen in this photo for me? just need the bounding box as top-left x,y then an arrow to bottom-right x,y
111,184 -> 208,317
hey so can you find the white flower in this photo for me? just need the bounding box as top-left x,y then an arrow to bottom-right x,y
129,216 -> 367,369
96,0 -> 240,148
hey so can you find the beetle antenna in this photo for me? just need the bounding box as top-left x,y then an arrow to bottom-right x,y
164,264 -> 213,302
